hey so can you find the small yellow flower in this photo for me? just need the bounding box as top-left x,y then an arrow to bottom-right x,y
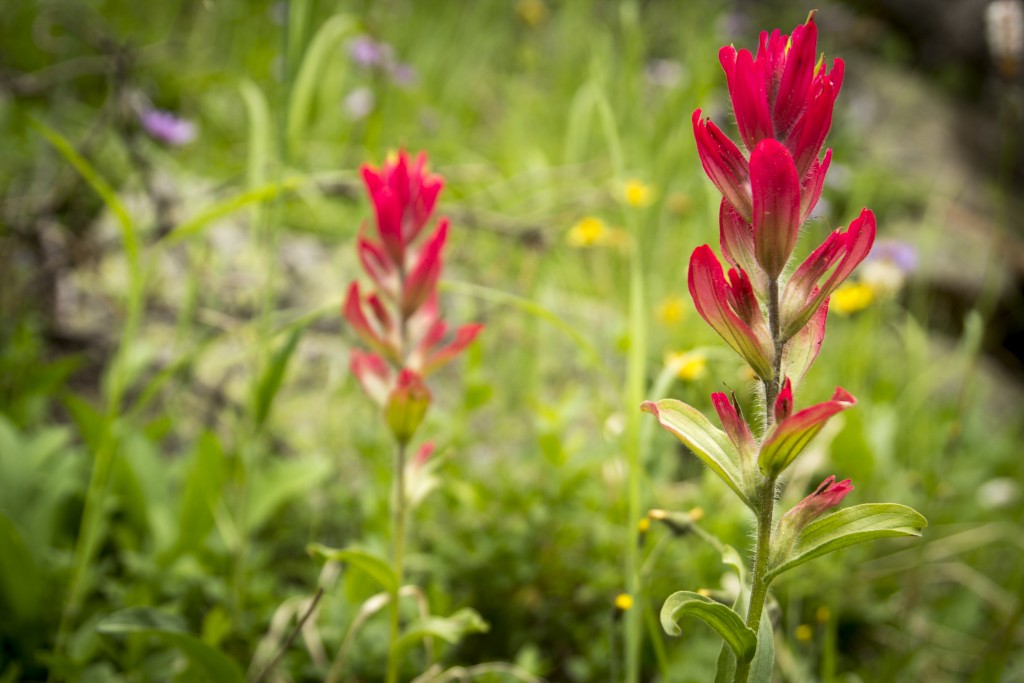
688,507 -> 705,522
614,593 -> 634,611
516,0 -> 549,26
830,281 -> 875,316
665,350 -> 708,382
567,216 -> 607,247
696,588 -> 712,597
795,624 -> 814,642
655,296 -> 687,326
637,517 -> 651,532
815,606 -> 831,623
623,179 -> 654,208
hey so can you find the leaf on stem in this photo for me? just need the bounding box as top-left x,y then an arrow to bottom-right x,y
766,503 -> 927,581
393,608 -> 490,658
641,399 -> 750,507
660,591 -> 757,662
97,608 -> 243,683
307,544 -> 399,594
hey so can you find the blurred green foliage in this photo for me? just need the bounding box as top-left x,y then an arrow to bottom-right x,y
1,0 -> 1022,681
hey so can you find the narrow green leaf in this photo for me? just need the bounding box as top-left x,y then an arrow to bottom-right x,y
307,544 -> 399,594
30,118 -> 138,268
239,79 -> 271,190
287,14 -> 356,154
164,178 -> 304,244
767,503 -> 927,581
174,432 -> 225,556
393,608 -> 489,658
248,456 -> 330,533
747,602 -> 775,683
660,591 -> 756,663
253,322 -> 307,428
0,513 -> 43,621
642,399 -> 749,507
97,607 -> 188,634
97,608 -> 243,683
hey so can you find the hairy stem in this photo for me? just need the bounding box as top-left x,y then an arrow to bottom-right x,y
735,277 -> 783,683
733,479 -> 776,683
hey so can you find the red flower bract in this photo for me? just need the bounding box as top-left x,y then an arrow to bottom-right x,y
343,151 -> 483,439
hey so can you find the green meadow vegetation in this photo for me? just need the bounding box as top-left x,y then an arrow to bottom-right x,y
1,0 -> 1022,681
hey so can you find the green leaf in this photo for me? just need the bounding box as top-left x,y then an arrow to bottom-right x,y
287,14 -> 356,155
253,322 -> 307,429
393,608 -> 489,658
247,455 -> 330,533
641,399 -> 750,507
767,503 -> 927,581
239,79 -> 271,190
307,544 -> 399,594
747,602 -> 775,683
165,178 -> 304,244
0,512 -> 43,622
97,608 -> 243,683
173,432 -> 225,556
660,591 -> 757,663
30,118 -> 138,268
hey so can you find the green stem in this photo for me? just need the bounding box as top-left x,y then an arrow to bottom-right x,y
624,237 -> 647,683
733,478 -> 776,683
735,277 -> 783,683
386,440 -> 408,683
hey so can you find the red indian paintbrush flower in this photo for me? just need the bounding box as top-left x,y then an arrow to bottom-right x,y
344,151 -> 483,445
759,384 -> 856,477
770,475 -> 854,566
688,245 -> 774,380
718,15 -> 844,174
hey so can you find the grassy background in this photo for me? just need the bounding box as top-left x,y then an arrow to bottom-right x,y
1,0 -> 1023,681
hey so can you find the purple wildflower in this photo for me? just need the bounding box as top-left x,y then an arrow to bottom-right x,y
348,35 -> 392,69
140,109 -> 196,146
868,239 -> 918,273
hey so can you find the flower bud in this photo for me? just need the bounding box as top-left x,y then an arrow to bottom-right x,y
385,369 -> 431,445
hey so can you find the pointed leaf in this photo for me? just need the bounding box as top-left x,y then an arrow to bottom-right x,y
307,544 -> 399,594
254,322 -> 308,429
748,603 -> 775,683
767,503 -> 926,580
173,432 -> 225,557
642,399 -> 750,507
660,591 -> 757,662
0,513 -> 43,622
97,608 -> 243,683
393,608 -> 489,657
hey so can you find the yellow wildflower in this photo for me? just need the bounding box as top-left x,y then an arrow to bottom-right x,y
655,295 -> 687,326
830,281 -> 875,316
614,593 -> 634,611
795,624 -> 814,642
815,606 -> 831,623
688,507 -> 704,522
567,216 -> 608,247
637,517 -> 651,532
516,0 -> 549,26
623,179 -> 654,207
665,350 -> 708,382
